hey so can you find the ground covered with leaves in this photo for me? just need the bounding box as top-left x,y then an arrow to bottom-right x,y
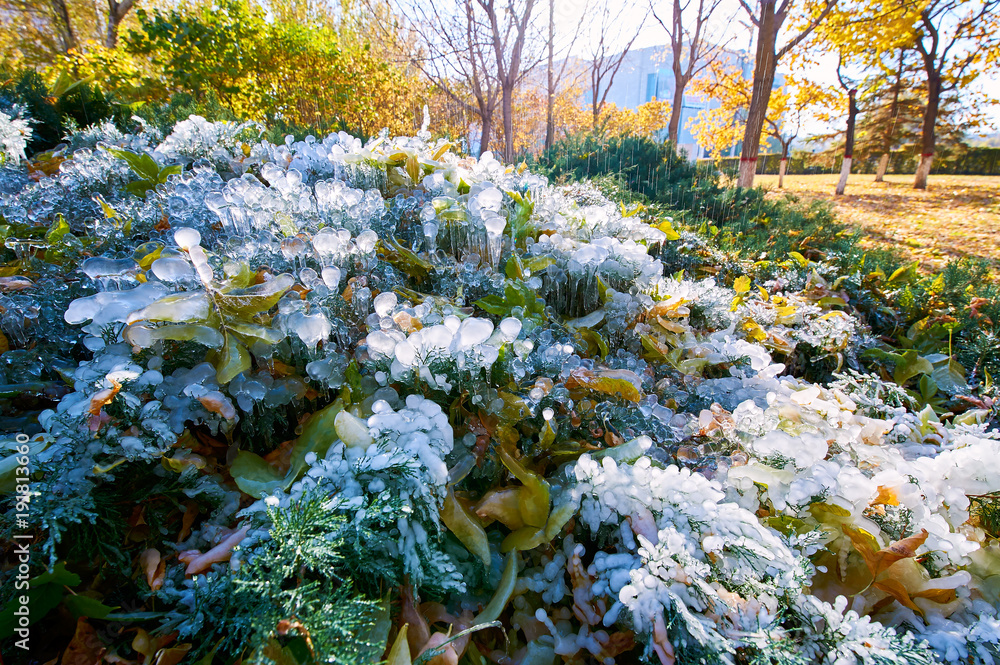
1,115 -> 1000,665
756,174 -> 1000,270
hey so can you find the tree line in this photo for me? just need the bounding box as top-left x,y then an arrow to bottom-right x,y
1,0 -> 998,190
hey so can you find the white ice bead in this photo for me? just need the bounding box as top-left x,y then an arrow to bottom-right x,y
373,291 -> 397,317
174,227 -> 202,250
456,317 -> 493,350
499,317 -> 522,341
394,340 -> 416,367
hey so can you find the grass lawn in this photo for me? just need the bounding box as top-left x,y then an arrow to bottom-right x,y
754,173 -> 1000,271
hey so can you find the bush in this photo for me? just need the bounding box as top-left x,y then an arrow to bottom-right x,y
2,118 -> 999,665
1,68 -> 127,155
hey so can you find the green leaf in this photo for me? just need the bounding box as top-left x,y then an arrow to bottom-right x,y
475,295 -> 508,316
212,334 -> 251,384
64,594 -> 116,619
0,562 -> 79,639
927,355 -> 967,394
230,450 -> 286,497
893,349 -> 933,387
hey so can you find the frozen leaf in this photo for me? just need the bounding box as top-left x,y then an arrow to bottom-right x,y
845,527 -> 929,579
125,323 -> 224,349
216,273 -> 295,316
472,551 -> 518,625
126,292 -> 211,325
211,334 -> 251,384
565,368 -> 643,403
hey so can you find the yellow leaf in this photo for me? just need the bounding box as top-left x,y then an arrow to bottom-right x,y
386,625 -> 411,665
734,276 -> 751,294
845,527 -> 929,578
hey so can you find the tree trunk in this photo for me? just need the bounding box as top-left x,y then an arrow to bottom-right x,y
667,77 -> 686,145
875,153 -> 890,182
105,0 -> 136,49
479,114 -> 494,157
835,88 -> 858,196
545,0 -> 555,150
50,0 -> 77,52
502,85 -> 515,162
737,0 -> 778,188
778,141 -> 789,188
877,49 -> 904,183
914,71 -> 940,190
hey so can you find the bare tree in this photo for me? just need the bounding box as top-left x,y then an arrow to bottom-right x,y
735,0 -> 838,188
545,0 -> 587,150
386,0 -> 541,160
587,0 -> 647,128
386,0 -> 501,156
767,100 -> 801,188
650,0 -> 733,145
910,0 -> 1000,189
479,0 -> 542,161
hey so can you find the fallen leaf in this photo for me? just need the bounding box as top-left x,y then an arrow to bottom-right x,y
180,524 -> 250,575
140,549 -> 165,591
845,527 -> 929,579
61,618 -> 106,665
873,578 -> 923,615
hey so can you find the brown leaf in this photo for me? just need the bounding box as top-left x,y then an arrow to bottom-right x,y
61,619 -> 106,665
152,645 -> 191,665
140,548 -> 166,591
0,276 -> 35,292
873,578 -> 923,616
181,524 -> 250,575
177,501 -> 199,543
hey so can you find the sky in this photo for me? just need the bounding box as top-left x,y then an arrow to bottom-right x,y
550,0 -> 1000,142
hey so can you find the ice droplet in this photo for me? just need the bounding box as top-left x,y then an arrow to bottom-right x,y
456,317 -> 493,350
373,292 -> 397,317
174,227 -> 202,250
499,317 -> 522,341
321,266 -> 342,289
151,256 -> 195,283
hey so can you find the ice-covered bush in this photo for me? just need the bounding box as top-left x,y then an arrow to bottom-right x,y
0,116 -> 997,665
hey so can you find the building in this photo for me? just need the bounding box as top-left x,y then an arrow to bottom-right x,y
589,44 -> 780,160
